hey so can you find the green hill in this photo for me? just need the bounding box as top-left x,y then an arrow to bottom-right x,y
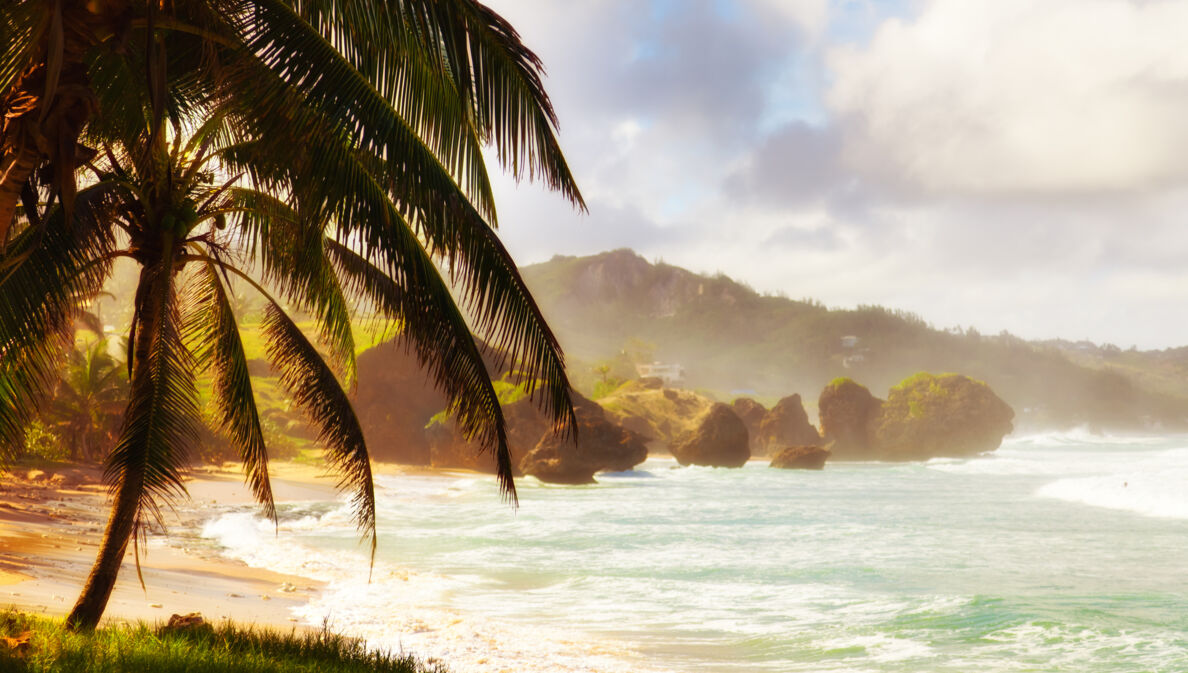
522,249 -> 1188,432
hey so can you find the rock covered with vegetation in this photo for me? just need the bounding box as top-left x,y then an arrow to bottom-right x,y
769,445 -> 830,470
670,403 -> 750,468
756,394 -> 821,455
598,379 -> 717,449
818,378 -> 883,458
519,396 -> 648,484
872,373 -> 1014,460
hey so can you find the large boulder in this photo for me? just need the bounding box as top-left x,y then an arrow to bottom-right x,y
818,378 -> 883,459
670,403 -> 750,468
756,394 -> 821,455
769,445 -> 830,470
428,395 -> 550,474
352,344 -> 449,465
872,373 -> 1014,460
598,380 -> 716,450
731,398 -> 767,452
519,396 -> 648,484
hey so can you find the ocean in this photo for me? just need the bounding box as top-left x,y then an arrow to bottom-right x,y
199,431 -> 1188,672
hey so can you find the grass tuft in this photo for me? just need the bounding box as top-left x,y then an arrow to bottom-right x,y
0,611 -> 447,673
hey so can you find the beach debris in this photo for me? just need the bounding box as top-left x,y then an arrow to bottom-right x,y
165,613 -> 206,629
149,603 -> 163,608
161,613 -> 213,637
3,630 -> 31,657
278,582 -> 298,593
227,593 -> 245,598
260,594 -> 271,600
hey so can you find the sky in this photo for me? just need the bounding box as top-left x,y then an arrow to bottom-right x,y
479,0 -> 1188,350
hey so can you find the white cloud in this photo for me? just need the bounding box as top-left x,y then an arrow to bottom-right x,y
751,0 -> 830,38
827,0 -> 1188,195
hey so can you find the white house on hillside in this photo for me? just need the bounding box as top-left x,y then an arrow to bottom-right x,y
636,362 -> 686,384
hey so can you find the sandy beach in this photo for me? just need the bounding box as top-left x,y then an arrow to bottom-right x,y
0,460 -> 348,631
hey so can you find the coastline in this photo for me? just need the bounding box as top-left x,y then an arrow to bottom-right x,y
0,460 -> 350,631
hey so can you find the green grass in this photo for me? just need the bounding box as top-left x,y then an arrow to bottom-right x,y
0,611 -> 445,673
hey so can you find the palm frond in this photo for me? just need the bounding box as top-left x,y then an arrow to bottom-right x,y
223,185 -> 356,383
0,183 -> 115,458
183,263 -> 275,522
261,301 -> 375,562
221,99 -> 574,444
0,1 -> 43,99
286,0 -> 499,224
226,0 -> 498,223
399,0 -> 585,207
325,238 -> 518,500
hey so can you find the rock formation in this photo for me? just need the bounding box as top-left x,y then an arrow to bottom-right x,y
756,394 -> 821,455
669,403 -> 750,468
871,373 -> 1014,460
428,394 -> 552,474
519,396 -> 648,484
731,398 -> 767,452
598,379 -> 716,449
818,378 -> 883,459
769,445 -> 830,470
352,344 -> 449,465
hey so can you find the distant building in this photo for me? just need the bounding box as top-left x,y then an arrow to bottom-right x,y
636,362 -> 686,384
840,335 -> 860,349
842,354 -> 866,369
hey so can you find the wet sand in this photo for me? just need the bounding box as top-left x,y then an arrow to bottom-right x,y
0,461 -> 343,630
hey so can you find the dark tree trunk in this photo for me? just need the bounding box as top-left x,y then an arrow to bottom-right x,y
63,467 -> 143,631
0,1 -> 101,248
0,142 -> 40,246
65,263 -> 160,632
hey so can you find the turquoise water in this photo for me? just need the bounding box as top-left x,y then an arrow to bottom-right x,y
202,432 -> 1188,672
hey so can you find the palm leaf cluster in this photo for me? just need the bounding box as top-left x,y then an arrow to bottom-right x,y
0,0 -> 582,630
44,337 -> 128,462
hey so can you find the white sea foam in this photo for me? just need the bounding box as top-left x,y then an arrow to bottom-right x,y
1036,471 -> 1188,519
200,508 -> 662,673
1025,444 -> 1188,519
814,633 -> 936,663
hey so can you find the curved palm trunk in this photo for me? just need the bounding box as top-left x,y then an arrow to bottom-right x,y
63,464 -> 144,630
65,264 -> 161,632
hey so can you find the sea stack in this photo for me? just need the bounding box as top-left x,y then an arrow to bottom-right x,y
670,403 -> 750,468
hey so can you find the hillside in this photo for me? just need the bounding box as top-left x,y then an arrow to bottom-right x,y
522,249 -> 1188,431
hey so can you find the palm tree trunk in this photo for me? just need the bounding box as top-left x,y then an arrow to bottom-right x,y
63,466 -> 143,631
65,264 -> 159,631
0,141 -> 40,247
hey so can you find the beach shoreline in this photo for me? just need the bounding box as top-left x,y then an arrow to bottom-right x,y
0,460 -> 359,632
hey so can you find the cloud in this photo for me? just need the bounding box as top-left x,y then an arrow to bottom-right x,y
827,0 -> 1188,196
723,122 -> 842,206
473,0 -> 1188,349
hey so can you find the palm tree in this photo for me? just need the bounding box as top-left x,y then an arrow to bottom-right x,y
1,1 -> 583,245
46,337 -> 128,462
1,0 -> 583,631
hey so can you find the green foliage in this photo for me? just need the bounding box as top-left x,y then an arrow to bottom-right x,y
591,377 -> 628,400
41,338 -> 127,462
827,377 -> 857,390
21,421 -> 68,462
0,611 -> 445,673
